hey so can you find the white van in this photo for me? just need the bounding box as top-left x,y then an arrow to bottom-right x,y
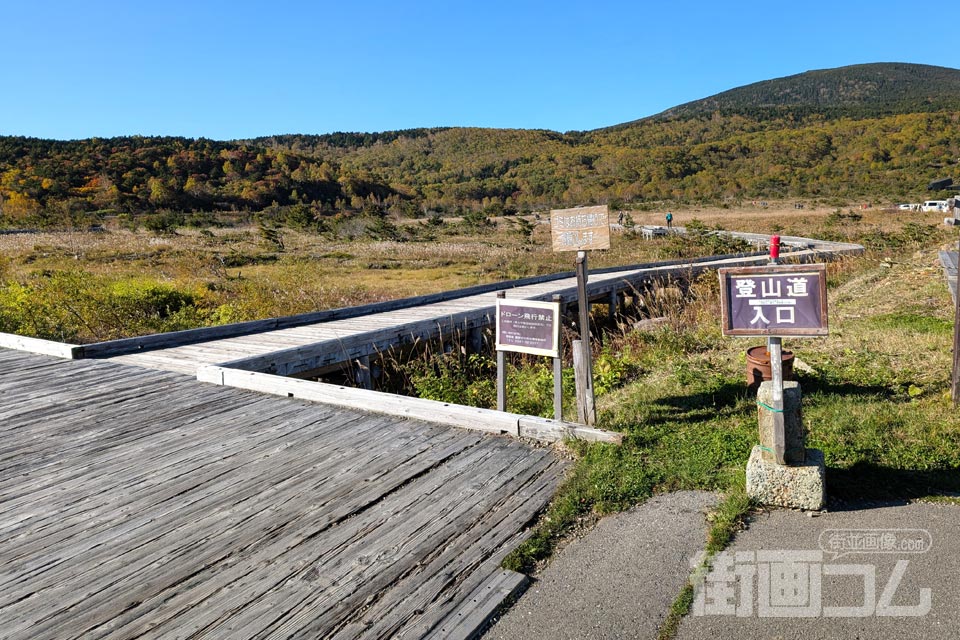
922,200 -> 948,212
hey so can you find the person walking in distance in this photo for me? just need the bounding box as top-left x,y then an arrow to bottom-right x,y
665,211 -> 673,230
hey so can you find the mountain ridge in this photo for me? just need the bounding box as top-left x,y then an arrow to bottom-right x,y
642,62 -> 960,123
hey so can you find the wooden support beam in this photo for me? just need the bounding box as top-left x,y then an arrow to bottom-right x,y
572,339 -> 596,426
496,292 -> 506,412
197,365 -> 622,444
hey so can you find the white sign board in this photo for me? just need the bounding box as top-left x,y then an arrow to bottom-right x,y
550,205 -> 610,252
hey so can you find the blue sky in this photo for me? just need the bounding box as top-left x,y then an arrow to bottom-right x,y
3,0 -> 958,140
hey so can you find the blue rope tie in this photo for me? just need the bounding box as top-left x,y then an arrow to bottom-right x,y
757,401 -> 784,413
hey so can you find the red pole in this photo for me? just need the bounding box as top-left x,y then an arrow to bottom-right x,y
770,234 -> 781,263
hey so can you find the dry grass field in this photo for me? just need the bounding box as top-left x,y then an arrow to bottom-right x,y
0,201 -> 946,343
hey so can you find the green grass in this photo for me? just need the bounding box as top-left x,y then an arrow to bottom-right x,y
868,312 -> 953,335
657,583 -> 695,640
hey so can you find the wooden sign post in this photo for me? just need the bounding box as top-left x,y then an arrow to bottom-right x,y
951,198 -> 960,406
954,233 -> 960,406
550,205 -> 610,425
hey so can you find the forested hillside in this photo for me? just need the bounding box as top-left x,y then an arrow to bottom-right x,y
650,63 -> 960,120
2,63 -> 959,228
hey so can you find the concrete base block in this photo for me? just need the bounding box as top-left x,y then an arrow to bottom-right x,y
746,446 -> 825,511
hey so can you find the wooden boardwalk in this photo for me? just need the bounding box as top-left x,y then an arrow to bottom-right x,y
0,349 -> 566,639
91,234 -> 862,379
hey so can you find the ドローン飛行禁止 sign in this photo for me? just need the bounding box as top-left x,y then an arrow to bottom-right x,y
719,264 -> 828,337
495,299 -> 561,358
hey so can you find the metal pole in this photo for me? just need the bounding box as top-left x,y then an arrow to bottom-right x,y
767,235 -> 786,464
575,251 -> 596,425
953,225 -> 960,406
553,294 -> 563,421
496,291 -> 506,412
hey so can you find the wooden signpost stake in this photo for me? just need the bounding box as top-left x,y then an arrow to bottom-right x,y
767,235 -> 786,464
575,251 -> 597,425
550,205 -> 609,426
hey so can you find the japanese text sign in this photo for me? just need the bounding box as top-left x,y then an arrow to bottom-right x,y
550,205 -> 610,252
496,299 -> 561,358
719,264 -> 828,337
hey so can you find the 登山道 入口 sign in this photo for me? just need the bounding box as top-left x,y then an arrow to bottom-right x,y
718,264 -> 828,337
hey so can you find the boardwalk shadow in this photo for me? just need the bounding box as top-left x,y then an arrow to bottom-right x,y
826,463 -> 960,511
633,381 -> 754,430
795,375 -> 920,403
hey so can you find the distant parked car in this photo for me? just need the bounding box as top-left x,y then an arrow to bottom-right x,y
922,200 -> 948,212
897,203 -> 915,210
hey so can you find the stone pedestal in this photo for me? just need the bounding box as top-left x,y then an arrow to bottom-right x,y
747,380 -> 826,510
746,446 -> 826,510
757,381 -> 805,464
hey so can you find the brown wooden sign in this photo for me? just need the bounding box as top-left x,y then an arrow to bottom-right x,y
495,299 -> 561,357
550,205 -> 610,252
719,264 -> 828,337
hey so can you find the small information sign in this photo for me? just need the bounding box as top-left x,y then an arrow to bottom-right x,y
550,205 -> 610,252
496,299 -> 561,357
719,264 -> 828,337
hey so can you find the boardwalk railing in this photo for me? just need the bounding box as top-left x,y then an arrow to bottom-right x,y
0,333 -> 81,359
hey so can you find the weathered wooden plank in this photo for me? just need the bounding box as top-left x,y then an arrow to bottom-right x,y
200,365 -> 518,436
519,416 -> 622,444
0,349 -> 573,640
104,438 -> 514,640
0,332 -> 81,358
103,238 -> 862,378
83,236 -> 862,366
0,424 -> 477,638
430,570 -> 530,640
336,454 -> 563,639
193,440 -> 532,639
